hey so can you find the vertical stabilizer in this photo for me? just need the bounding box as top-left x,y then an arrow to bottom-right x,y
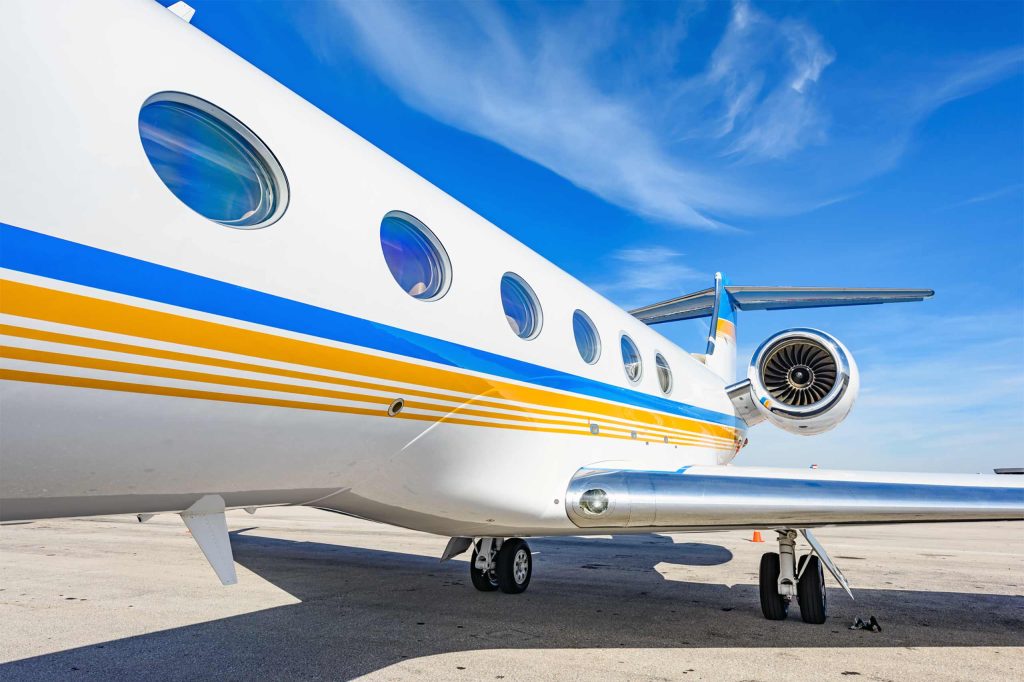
705,273 -> 738,382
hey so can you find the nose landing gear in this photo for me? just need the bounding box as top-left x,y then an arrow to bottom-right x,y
469,537 -> 533,594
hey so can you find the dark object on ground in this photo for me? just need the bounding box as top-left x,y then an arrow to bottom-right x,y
849,616 -> 881,632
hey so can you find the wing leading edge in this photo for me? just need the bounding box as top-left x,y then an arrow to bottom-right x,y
564,466 -> 1024,530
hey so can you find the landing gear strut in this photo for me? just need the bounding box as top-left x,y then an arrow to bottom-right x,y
469,538 -> 499,591
758,529 -> 834,624
469,537 -> 532,594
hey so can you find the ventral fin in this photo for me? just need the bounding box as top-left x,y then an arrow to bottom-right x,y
180,494 -> 237,586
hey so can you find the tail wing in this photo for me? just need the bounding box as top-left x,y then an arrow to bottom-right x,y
629,277 -> 933,382
629,283 -> 934,324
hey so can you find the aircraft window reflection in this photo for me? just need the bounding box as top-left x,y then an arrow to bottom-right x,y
656,353 -> 673,394
621,334 -> 642,384
138,92 -> 286,228
380,212 -> 452,301
501,273 -> 542,340
573,310 -> 601,364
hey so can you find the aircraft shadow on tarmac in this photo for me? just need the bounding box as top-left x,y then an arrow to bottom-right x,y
3,528 -> 1022,679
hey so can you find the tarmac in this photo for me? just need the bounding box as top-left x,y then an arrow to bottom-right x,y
1,507 -> 1021,681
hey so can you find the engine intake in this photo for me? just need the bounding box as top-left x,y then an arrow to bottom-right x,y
728,328 -> 859,435
762,337 -> 838,407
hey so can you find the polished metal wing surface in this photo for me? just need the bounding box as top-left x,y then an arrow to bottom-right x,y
564,466 -> 1024,530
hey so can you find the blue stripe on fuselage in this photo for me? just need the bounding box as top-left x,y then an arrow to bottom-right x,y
0,222 -> 743,428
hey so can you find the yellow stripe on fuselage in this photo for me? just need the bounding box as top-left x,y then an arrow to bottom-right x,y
0,323 -> 730,445
0,344 -> 723,444
0,279 -> 740,446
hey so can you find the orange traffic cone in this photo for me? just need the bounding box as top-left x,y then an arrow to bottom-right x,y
751,531 -> 764,543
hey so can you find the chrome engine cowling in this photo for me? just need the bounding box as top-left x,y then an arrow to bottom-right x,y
728,328 -> 859,435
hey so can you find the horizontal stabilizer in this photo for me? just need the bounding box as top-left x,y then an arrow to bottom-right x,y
631,286 -> 934,325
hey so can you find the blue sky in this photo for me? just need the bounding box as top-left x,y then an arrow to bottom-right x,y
165,1 -> 1023,473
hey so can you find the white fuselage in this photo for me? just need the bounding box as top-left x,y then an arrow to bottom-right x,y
0,0 -> 745,535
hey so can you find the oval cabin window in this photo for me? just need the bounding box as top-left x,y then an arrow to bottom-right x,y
621,334 -> 642,384
573,310 -> 601,364
655,352 -> 673,394
501,273 -> 542,340
380,211 -> 452,301
138,92 -> 288,228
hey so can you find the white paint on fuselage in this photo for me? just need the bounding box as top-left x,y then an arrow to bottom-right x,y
0,0 -> 739,534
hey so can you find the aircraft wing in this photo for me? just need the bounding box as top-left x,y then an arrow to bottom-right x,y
564,466 -> 1024,530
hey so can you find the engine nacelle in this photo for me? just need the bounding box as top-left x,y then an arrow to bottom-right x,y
727,328 -> 859,436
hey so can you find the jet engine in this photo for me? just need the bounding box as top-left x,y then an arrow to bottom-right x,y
727,328 -> 859,435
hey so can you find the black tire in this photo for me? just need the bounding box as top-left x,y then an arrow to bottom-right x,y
797,554 -> 827,624
469,547 -> 499,592
496,538 -> 532,594
759,552 -> 789,620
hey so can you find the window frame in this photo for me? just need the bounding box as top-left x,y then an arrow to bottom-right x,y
138,91 -> 290,229
500,272 -> 544,340
654,351 -> 673,395
572,309 -> 601,365
379,210 -> 453,302
619,333 -> 643,385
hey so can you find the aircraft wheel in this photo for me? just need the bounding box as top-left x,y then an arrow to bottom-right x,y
469,547 -> 499,591
496,538 -> 532,594
797,554 -> 827,624
759,552 -> 789,620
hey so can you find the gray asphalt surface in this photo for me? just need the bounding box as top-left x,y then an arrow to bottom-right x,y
1,508 -> 1021,680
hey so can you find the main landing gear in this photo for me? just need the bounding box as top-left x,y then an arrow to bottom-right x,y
759,529 -> 848,624
469,537 -> 532,594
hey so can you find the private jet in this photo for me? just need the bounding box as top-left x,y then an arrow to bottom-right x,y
1,0 -> 1021,624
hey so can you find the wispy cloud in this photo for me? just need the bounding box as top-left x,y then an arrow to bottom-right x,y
704,1 -> 835,159
305,1 -> 1022,228
853,47 -> 1024,183
910,47 -> 1024,116
311,0 -> 840,228
595,246 -> 704,301
942,183 -> 1024,210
